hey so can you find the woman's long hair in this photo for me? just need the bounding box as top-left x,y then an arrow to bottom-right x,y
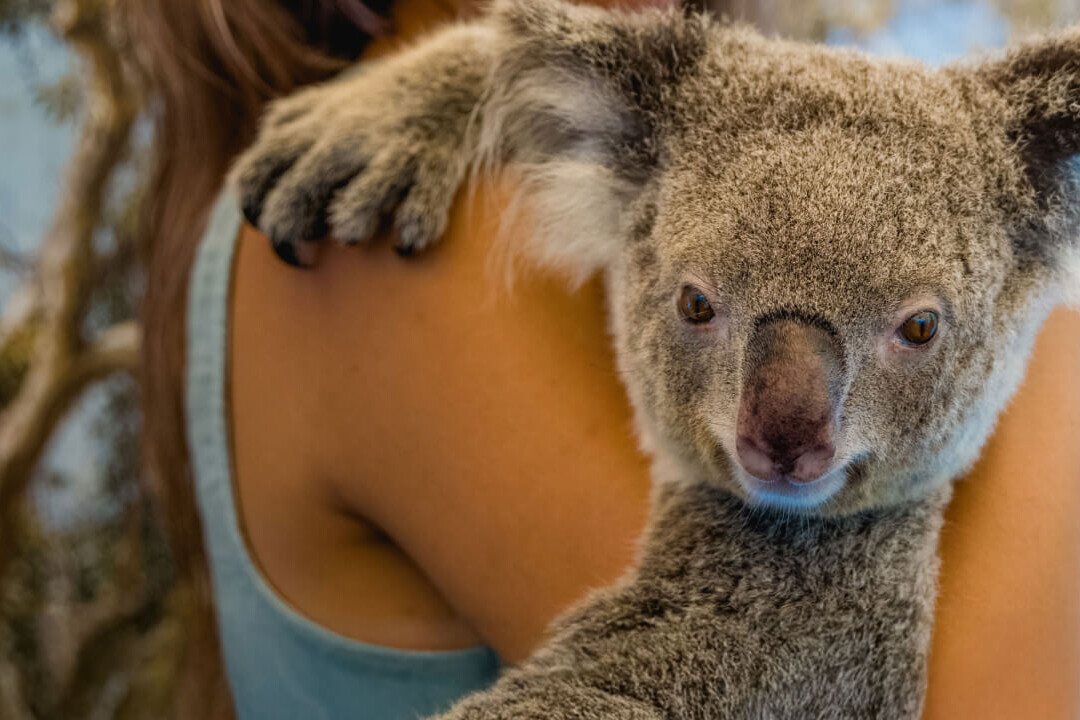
126,2 -> 387,714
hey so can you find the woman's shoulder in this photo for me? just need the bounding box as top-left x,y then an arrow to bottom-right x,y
926,307 -> 1080,718
226,182 -> 653,659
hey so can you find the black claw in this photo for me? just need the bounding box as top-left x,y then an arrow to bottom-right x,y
242,200 -> 262,228
394,243 -> 415,258
272,240 -> 310,269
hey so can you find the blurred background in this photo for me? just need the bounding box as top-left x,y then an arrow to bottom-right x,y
0,0 -> 1077,717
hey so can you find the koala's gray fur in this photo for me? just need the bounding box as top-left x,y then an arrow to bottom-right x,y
230,1 -> 1080,717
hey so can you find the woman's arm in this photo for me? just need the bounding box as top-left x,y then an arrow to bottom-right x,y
307,183 -> 655,660
227,0 -> 656,660
229,181 -> 651,661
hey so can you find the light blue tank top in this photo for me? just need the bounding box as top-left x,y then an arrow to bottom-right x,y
186,190 -> 500,720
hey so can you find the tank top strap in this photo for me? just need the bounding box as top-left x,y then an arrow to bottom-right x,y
185,187 -> 499,720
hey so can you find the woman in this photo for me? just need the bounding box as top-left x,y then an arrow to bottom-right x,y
135,0 -> 1080,718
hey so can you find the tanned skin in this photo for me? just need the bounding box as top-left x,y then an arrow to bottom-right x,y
226,0 -> 1080,714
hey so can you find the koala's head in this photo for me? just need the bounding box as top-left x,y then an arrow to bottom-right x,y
492,0 -> 1080,516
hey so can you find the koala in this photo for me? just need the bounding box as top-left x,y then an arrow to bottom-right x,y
231,1 -> 1080,717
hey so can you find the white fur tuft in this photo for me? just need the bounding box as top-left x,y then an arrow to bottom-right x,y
1062,243 -> 1080,308
473,56 -> 639,286
487,160 -> 636,288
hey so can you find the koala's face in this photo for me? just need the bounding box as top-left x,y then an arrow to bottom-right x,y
475,3 -> 1079,516
606,41 -> 1075,517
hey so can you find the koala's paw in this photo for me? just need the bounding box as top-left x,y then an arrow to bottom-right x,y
230,73 -> 470,266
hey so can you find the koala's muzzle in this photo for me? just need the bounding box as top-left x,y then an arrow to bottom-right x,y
736,316 -> 844,485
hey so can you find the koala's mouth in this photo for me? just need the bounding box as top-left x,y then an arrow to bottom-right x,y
732,461 -> 849,511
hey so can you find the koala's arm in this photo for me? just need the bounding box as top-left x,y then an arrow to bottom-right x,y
429,485 -> 947,720
231,0 -> 708,269
230,21 -> 496,261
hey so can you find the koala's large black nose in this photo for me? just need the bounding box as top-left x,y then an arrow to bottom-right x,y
736,429 -> 834,485
735,315 -> 843,485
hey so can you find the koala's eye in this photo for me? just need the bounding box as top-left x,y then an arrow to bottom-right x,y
678,286 -> 715,324
898,311 -> 938,346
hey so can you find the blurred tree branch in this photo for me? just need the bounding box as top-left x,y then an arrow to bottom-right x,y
0,0 -> 138,596
0,0 -> 173,716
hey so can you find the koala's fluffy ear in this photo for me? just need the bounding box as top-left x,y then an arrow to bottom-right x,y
978,29 -> 1080,176
968,28 -> 1080,284
480,0 -> 708,282
976,30 -> 1080,261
